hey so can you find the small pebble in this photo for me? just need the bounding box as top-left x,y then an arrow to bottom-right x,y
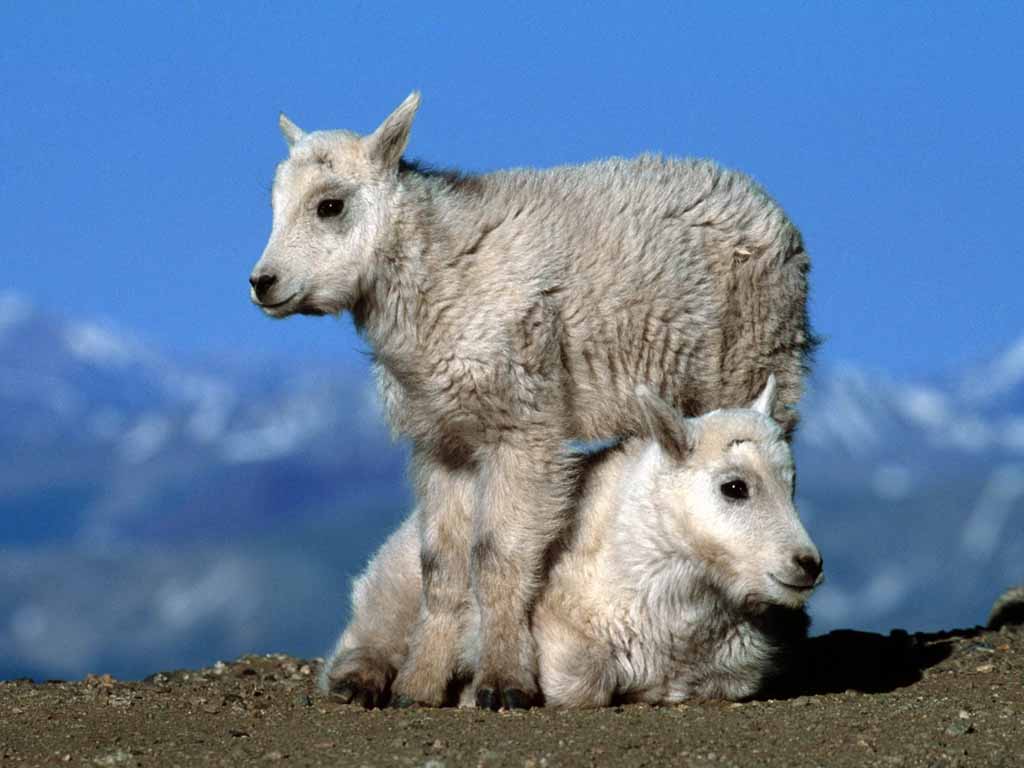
944,720 -> 973,736
92,749 -> 131,766
478,748 -> 502,767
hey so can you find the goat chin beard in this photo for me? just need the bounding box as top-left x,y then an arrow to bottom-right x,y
293,292 -> 350,318
296,304 -> 330,317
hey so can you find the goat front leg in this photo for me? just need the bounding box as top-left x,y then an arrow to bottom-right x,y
390,452 -> 475,707
471,432 -> 579,710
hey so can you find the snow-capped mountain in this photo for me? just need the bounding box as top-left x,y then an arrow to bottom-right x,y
1,293 -> 1021,680
0,293 -> 406,549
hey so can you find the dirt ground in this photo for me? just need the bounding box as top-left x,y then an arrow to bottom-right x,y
2,618 -> 1022,768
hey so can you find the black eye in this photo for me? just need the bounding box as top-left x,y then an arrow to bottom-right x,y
720,480 -> 749,500
317,199 -> 344,218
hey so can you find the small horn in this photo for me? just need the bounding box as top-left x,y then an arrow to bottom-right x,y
751,374 -> 777,416
279,113 -> 305,147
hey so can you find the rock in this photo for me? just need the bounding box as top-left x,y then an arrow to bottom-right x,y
107,693 -> 133,708
988,586 -> 1024,630
944,720 -> 973,736
92,749 -> 132,766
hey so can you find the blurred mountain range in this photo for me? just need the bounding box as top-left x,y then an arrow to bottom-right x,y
1,291 -> 1021,681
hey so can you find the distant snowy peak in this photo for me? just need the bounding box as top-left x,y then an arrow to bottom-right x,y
801,345 -> 1024,460
799,366 -> 900,456
0,298 -> 396,473
958,335 -> 1024,405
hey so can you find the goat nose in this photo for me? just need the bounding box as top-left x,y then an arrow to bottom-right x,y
249,273 -> 278,300
793,553 -> 823,581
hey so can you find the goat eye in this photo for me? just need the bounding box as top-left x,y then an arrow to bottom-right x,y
317,199 -> 344,218
720,480 -> 749,500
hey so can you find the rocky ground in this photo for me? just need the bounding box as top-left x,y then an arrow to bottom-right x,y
2,612 -> 1023,768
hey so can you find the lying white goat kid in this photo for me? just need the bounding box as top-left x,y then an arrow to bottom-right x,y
322,376 -> 823,707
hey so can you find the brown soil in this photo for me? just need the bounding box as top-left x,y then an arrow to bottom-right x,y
2,623 -> 1022,767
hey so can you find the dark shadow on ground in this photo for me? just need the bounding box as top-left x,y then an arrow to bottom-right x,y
764,627 -> 972,699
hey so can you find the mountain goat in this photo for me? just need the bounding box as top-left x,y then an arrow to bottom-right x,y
250,92 -> 815,708
321,379 -> 823,707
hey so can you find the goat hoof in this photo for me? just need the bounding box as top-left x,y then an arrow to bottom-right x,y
501,688 -> 533,710
476,686 -> 534,711
331,681 -> 383,709
476,687 -> 502,711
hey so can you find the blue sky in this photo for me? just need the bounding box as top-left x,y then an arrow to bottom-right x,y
2,2 -> 1022,377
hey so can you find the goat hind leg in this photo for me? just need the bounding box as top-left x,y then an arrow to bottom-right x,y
320,513 -> 422,707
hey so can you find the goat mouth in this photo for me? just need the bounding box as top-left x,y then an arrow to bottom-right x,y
258,293 -> 299,310
769,574 -> 818,592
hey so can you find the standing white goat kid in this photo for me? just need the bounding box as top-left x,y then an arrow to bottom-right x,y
322,377 -> 823,707
251,93 -> 815,708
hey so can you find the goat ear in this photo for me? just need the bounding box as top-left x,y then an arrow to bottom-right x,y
750,374 -> 777,416
635,386 -> 693,462
279,113 -> 305,148
367,91 -> 421,169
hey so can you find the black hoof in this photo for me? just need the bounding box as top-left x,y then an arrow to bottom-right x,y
502,688 -> 533,710
331,680 -> 383,709
353,686 -> 381,709
476,686 -> 534,711
476,687 -> 501,711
